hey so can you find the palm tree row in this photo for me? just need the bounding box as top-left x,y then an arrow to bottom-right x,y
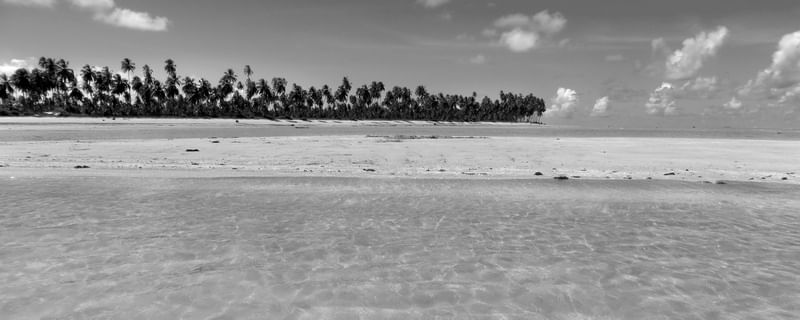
0,57 -> 547,122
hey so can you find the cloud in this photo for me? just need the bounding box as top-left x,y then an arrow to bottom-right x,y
676,76 -> 720,99
494,13 -> 530,28
3,0 -> 169,31
95,7 -> 168,31
417,0 -> 450,8
590,96 -> 611,117
644,76 -> 723,116
529,10 -> 566,36
723,97 -> 743,111
605,54 -> 624,62
468,54 -> 487,65
645,83 -> 679,116
546,87 -> 579,118
500,29 -> 540,52
651,38 -> 670,57
481,28 -> 498,38
738,30 -> 800,104
491,10 -> 567,52
664,26 -> 729,80
0,58 -> 34,75
3,0 -> 56,7
68,0 -> 113,10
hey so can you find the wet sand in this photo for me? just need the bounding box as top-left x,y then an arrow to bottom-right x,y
0,118 -> 798,183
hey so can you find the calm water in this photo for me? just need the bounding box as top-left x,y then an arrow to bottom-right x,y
1,177 -> 799,319
1,121 -> 798,142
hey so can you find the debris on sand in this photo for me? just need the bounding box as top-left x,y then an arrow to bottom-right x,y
553,175 -> 569,180
211,140 -> 220,144
363,168 -> 376,172
461,172 -> 488,176
186,149 -> 200,152
715,180 -> 727,185
782,177 -> 789,181
74,165 -> 90,169
534,172 -> 544,176
664,172 -> 676,176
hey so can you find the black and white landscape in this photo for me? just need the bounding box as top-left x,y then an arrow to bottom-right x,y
1,1 -> 799,319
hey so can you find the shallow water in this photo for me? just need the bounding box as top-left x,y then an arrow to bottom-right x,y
1,177 -> 799,319
1,122 -> 798,142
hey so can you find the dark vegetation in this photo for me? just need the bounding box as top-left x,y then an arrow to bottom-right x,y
0,57 -> 547,122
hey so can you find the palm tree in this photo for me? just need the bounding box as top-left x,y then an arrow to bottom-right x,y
10,68 -> 32,103
142,64 -> 154,86
243,65 -> 253,83
335,77 -> 352,114
271,77 -> 287,113
0,56 -> 552,122
121,58 -> 135,104
55,59 -> 74,106
0,74 -> 14,105
164,59 -> 177,79
218,69 -> 237,100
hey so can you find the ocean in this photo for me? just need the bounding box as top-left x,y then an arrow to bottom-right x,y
1,176 -> 799,319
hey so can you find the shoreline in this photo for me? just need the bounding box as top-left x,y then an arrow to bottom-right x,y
1,132 -> 798,184
2,117 -> 798,142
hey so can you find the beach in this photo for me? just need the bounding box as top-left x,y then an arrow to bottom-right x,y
1,118 -> 799,319
1,117 -> 797,183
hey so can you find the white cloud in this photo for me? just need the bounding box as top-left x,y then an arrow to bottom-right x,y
591,96 -> 611,117
491,10 -> 567,52
723,97 -> 743,111
0,58 -> 34,75
3,0 -> 56,7
68,0 -> 113,10
739,31 -> 800,101
417,0 -> 450,8
481,28 -> 498,37
651,38 -> 670,56
4,0 -> 169,32
605,54 -> 624,62
494,13 -> 530,28
546,87 -> 579,118
677,76 -> 719,99
95,7 -> 169,31
500,28 -> 539,52
469,54 -> 487,65
644,77 -> 722,116
530,10 -> 566,36
776,84 -> 800,106
645,83 -> 679,116
664,26 -> 729,80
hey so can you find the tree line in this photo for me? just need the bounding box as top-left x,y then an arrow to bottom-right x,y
0,57 -> 546,122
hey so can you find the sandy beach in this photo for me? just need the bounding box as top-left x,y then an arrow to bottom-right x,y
0,117 -> 797,183
2,117 -> 800,319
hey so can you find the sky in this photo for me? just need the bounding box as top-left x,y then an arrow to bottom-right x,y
2,0 -> 800,128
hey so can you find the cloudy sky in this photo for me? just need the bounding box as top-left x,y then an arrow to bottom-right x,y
2,0 -> 800,128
